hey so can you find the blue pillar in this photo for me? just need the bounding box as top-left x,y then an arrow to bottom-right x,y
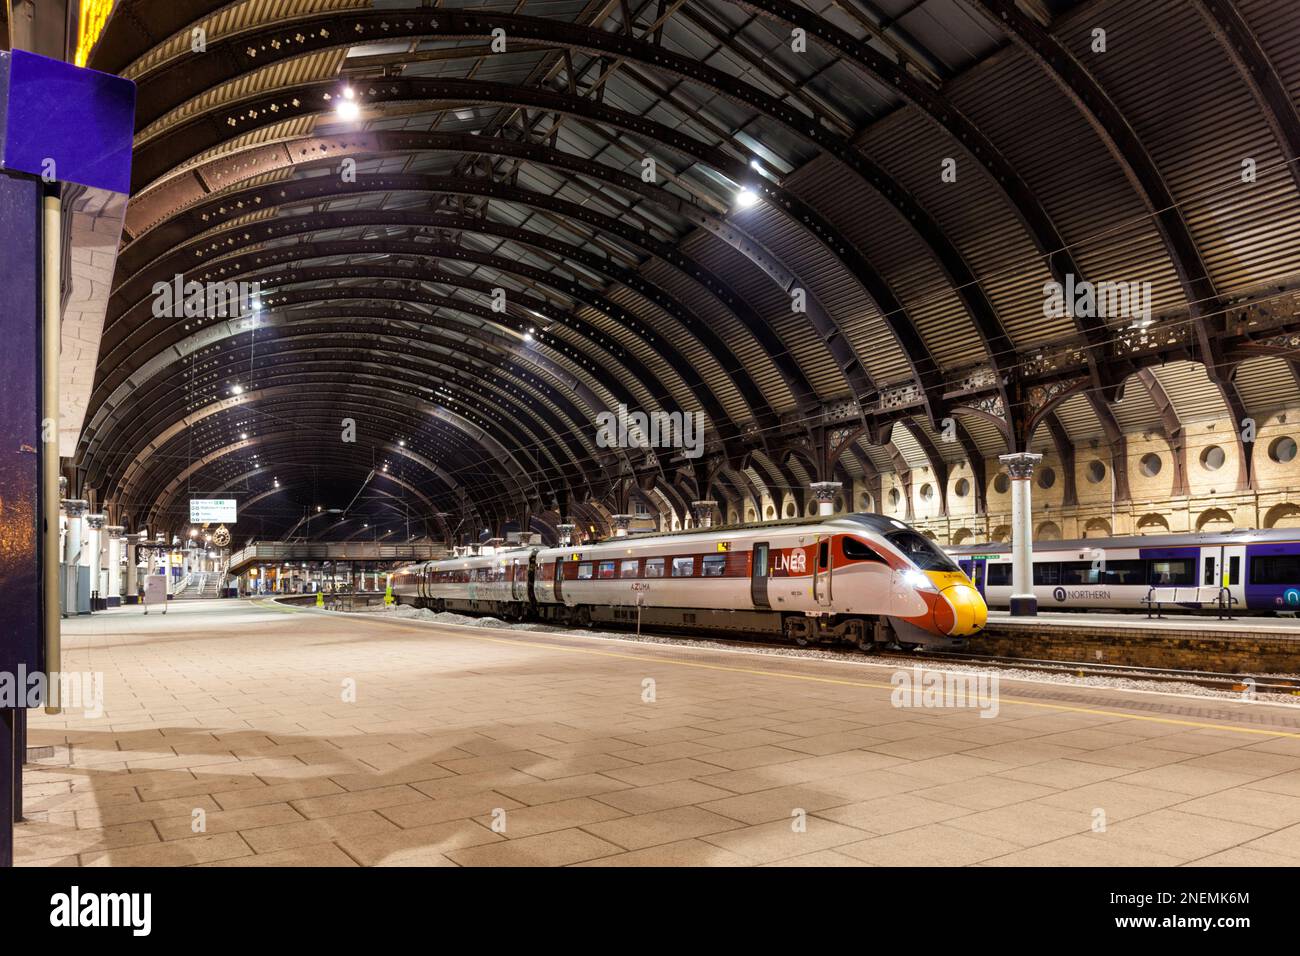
0,48 -> 135,868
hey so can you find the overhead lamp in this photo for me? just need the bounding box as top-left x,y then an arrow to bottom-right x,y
734,188 -> 759,209
231,384 -> 243,395
239,432 -> 248,440
335,87 -> 359,121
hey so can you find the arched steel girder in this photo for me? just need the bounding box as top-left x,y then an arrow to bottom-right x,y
83,314 -> 615,492
1209,366 -> 1255,492
88,342 -> 595,506
110,212 -> 766,449
144,433 -> 501,539
119,387 -> 537,526
896,418 -> 950,518
137,431 -> 476,534
720,0 -> 1115,389
122,382 -> 555,525
1134,369 -> 1191,498
971,1 -> 1221,380
124,130 -> 876,408
90,263 -> 639,439
123,6 -> 1032,410
132,414 -> 503,533
83,301 -> 622,470
1041,413 -> 1079,508
129,76 -> 950,421
1191,0 -> 1300,198
205,465 -> 449,542
1086,392 -> 1132,504
120,173 -> 823,412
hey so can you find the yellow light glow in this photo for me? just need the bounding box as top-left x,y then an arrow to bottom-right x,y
74,0 -> 115,68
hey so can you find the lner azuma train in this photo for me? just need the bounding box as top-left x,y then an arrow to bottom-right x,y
391,513 -> 988,650
948,528 -> 1300,613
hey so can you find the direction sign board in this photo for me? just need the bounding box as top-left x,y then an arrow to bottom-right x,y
189,499 -> 237,523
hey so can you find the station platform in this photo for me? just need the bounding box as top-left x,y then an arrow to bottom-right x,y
16,599 -> 1300,867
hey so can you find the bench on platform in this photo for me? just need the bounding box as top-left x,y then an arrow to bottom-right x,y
1142,585 -> 1237,619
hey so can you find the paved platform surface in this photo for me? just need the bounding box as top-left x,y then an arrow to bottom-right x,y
987,608 -> 1300,636
17,599 -> 1300,867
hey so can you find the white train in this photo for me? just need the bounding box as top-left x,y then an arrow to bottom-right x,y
391,514 -> 987,649
948,528 -> 1300,613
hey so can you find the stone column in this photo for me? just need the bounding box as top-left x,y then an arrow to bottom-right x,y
691,500 -> 717,529
998,452 -> 1043,616
556,523 -> 575,548
611,514 -> 633,537
125,532 -> 141,604
809,481 -> 842,518
86,514 -> 106,610
105,526 -> 125,607
61,499 -> 88,617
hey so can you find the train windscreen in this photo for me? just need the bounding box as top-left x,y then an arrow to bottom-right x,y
885,530 -> 960,573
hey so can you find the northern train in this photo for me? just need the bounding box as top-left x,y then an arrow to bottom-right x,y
391,513 -> 988,650
948,528 -> 1300,613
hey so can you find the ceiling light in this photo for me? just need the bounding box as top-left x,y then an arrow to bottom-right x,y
336,87 -> 359,121
231,384 -> 243,395
734,188 -> 759,209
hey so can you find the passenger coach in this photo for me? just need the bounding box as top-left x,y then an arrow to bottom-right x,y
949,529 -> 1300,613
392,514 -> 988,649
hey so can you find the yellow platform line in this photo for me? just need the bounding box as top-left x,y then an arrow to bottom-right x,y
339,609 -> 1300,741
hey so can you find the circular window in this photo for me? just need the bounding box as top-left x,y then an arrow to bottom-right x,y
954,478 -> 970,498
1200,445 -> 1225,471
888,488 -> 901,509
993,473 -> 1010,494
1269,436 -> 1298,464
784,502 -> 796,517
1140,453 -> 1163,477
1085,460 -> 1106,484
1037,466 -> 1056,490
859,492 -> 872,511
765,505 -> 775,518
919,483 -> 934,502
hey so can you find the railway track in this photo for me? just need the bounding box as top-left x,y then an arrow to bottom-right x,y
876,648 -> 1300,696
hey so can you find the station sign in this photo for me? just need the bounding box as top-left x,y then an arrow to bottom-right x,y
189,498 -> 237,523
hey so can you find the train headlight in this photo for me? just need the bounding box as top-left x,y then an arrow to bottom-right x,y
903,570 -> 936,591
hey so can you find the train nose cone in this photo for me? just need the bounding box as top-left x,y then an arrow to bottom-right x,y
941,583 -> 987,636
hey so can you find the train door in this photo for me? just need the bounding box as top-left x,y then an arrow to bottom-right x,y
814,538 -> 833,607
751,542 -> 771,609
965,558 -> 987,596
1222,543 -> 1246,609
553,556 -> 565,604
510,559 -> 521,602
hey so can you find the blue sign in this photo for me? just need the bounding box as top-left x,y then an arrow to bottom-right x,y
0,49 -> 135,194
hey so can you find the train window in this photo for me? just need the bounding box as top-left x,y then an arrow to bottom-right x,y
986,563 -> 1012,586
1204,557 -> 1216,586
1148,559 -> 1194,586
1060,561 -> 1098,585
1101,560 -> 1146,585
577,563 -> 594,580
1033,563 -> 1060,586
644,558 -> 665,578
702,555 -> 726,577
620,560 -> 639,578
885,530 -> 960,572
598,561 -> 617,579
818,541 -> 829,570
842,538 -> 886,563
671,556 -> 695,577
1228,555 -> 1241,586
1250,555 -> 1300,585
